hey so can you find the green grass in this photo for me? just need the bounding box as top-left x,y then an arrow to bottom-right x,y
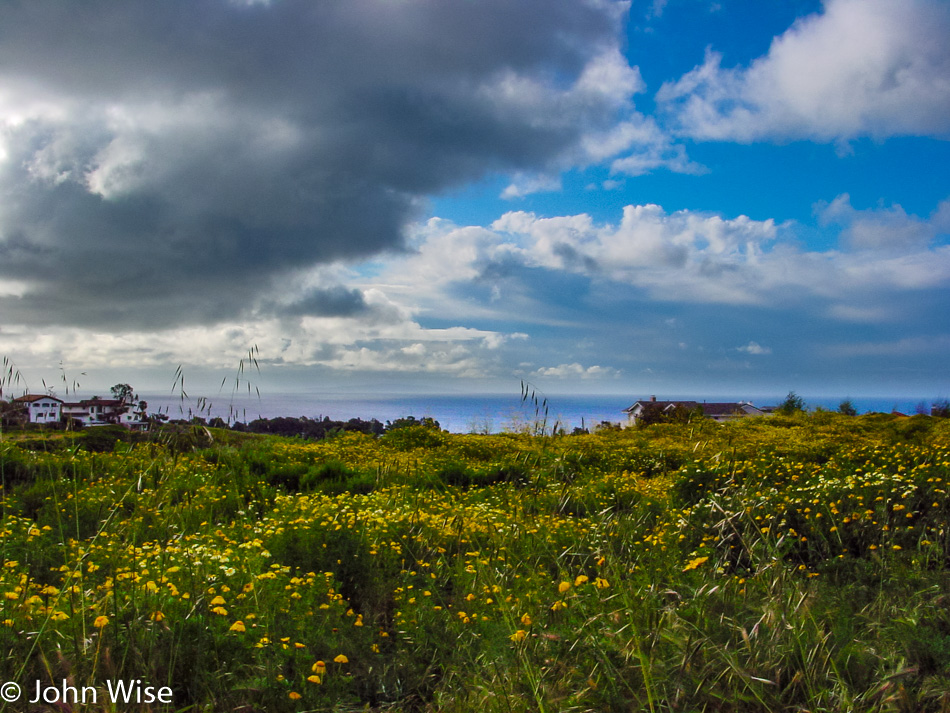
0,413 -> 948,711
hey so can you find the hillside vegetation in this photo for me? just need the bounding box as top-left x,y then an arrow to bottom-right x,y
1,412 -> 949,712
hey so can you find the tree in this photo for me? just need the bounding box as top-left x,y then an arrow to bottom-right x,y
634,401 -> 668,427
777,391 -> 806,415
838,399 -> 857,416
932,399 -> 950,418
385,416 -> 441,432
110,383 -> 135,404
0,399 -> 26,428
107,384 -> 139,424
668,403 -> 706,424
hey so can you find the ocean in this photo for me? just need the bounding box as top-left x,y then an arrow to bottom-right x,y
133,392 -> 940,434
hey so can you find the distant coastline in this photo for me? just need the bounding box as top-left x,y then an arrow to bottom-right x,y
114,392 -> 941,434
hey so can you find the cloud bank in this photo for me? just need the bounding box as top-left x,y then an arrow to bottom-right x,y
0,0 -> 644,329
3,196 -> 947,386
384,197 -> 950,334
2,0 -> 947,393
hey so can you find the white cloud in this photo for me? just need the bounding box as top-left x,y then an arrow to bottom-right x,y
823,334 -> 950,358
581,109 -> 706,178
490,204 -> 781,304
533,363 -> 621,378
0,278 -> 29,297
391,197 -> 950,327
658,0 -> 950,142
491,48 -> 705,190
501,173 -> 562,199
610,141 -> 706,177
737,341 -> 772,355
817,193 -> 943,250
825,304 -> 900,323
647,0 -> 668,19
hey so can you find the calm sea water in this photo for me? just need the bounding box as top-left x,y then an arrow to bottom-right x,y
134,392 -> 938,434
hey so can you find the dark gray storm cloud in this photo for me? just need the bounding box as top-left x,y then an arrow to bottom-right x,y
0,0 -> 629,328
271,286 -> 369,319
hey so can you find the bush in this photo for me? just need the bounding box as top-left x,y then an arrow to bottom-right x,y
435,462 -> 473,488
672,463 -> 725,507
838,399 -> 858,416
777,391 -> 806,415
0,448 -> 43,487
380,424 -> 446,450
384,415 -> 441,432
300,459 -> 360,492
267,462 -> 310,491
481,462 -> 531,488
80,425 -> 132,452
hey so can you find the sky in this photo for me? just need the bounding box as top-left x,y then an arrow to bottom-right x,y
1,0 -> 949,401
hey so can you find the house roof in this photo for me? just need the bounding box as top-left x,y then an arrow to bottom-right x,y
624,400 -> 699,413
12,394 -> 64,403
63,399 -> 124,407
624,399 -> 763,417
700,402 -> 748,416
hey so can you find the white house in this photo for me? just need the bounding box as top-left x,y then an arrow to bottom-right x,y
62,398 -> 143,427
12,395 -> 64,424
624,396 -> 766,425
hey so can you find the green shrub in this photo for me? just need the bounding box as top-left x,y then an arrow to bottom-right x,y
673,463 -> 725,506
381,424 -> 446,450
0,447 -> 42,485
299,459 -> 358,492
267,462 -> 309,491
81,425 -> 131,452
435,462 -> 473,488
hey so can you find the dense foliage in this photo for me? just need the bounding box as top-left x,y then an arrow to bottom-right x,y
1,412 -> 949,712
243,415 -> 387,439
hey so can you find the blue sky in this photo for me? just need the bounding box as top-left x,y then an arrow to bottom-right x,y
1,0 -> 948,401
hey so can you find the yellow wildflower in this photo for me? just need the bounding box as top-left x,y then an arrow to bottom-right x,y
682,556 -> 709,572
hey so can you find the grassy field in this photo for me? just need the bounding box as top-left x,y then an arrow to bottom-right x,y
1,412 -> 949,712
